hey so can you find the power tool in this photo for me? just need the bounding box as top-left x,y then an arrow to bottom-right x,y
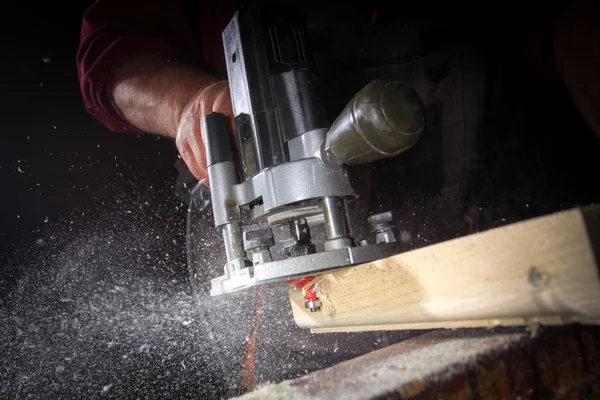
190,7 -> 425,312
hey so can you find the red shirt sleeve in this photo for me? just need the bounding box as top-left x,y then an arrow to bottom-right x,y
76,0 -> 199,134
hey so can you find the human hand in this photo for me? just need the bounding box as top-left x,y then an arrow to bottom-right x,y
175,80 -> 234,183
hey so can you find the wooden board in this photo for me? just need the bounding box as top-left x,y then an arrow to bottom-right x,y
291,207 -> 600,332
236,325 -> 600,399
309,316 -> 600,333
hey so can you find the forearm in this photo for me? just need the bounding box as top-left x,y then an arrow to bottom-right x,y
112,54 -> 218,138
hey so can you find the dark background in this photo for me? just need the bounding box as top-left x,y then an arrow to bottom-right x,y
1,2 -> 600,399
0,3 -> 181,257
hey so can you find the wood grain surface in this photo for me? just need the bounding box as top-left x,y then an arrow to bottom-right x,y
292,207 -> 600,332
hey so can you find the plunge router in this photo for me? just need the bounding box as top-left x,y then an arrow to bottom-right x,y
192,7 -> 425,311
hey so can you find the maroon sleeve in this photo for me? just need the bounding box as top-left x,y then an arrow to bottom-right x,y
76,0 -> 199,134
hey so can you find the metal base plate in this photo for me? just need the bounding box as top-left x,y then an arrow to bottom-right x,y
210,242 -> 403,296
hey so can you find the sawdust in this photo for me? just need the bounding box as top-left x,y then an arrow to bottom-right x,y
1,185 -> 425,398
319,292 -> 335,318
314,261 -> 415,320
317,275 -> 338,318
0,188 -> 254,399
236,332 -> 524,400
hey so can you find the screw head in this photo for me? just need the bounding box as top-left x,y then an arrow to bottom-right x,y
368,211 -> 396,233
367,211 -> 394,226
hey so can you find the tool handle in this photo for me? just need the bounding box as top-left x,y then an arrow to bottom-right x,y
324,79 -> 425,165
203,112 -> 235,167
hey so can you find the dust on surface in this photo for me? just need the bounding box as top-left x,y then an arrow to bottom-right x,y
237,331 -> 523,400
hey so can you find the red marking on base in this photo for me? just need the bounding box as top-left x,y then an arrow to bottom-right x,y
288,276 -> 318,302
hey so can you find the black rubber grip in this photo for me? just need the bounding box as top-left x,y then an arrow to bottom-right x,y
203,112 -> 235,167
